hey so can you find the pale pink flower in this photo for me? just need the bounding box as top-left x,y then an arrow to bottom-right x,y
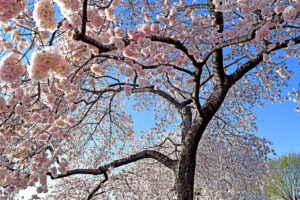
0,0 -> 24,24
287,40 -> 295,47
15,88 -> 24,101
169,7 -> 177,22
15,104 -> 26,115
124,85 -> 132,96
255,26 -> 270,40
38,133 -> 48,141
55,118 -> 66,128
124,68 -> 133,77
22,94 -> 31,106
69,104 -> 77,112
186,79 -> 194,84
123,47 -> 139,60
275,4 -> 285,14
41,109 -> 50,118
114,38 -> 125,50
33,0 -> 57,32
114,27 -> 123,38
106,8 -> 115,21
156,66 -> 165,73
276,68 -> 288,78
267,43 -> 276,51
46,94 -> 56,104
48,126 -> 59,133
0,53 -> 25,83
62,20 -> 72,31
282,6 -> 297,22
237,0 -> 250,5
137,37 -> 151,48
91,65 -> 105,76
66,117 -> 76,125
151,23 -> 159,33
0,97 -> 7,112
139,79 -> 150,87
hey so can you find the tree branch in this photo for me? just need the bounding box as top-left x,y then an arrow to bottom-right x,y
47,150 -> 177,180
87,170 -> 108,200
229,35 -> 300,85
148,35 -> 201,69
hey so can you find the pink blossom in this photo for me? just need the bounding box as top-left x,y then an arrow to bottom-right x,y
38,133 -> 48,141
186,79 -> 194,84
62,20 -> 72,31
48,126 -> 59,133
15,104 -> 26,115
137,37 -> 151,48
0,53 -> 25,83
22,94 -> 31,106
105,8 -> 115,21
91,65 -> 105,76
124,68 -> 133,77
33,0 -> 57,32
41,109 -> 50,118
55,118 -> 66,128
46,94 -> 56,104
282,6 -> 297,22
237,0 -> 250,6
124,85 -> 132,96
276,68 -> 288,78
169,7 -> 177,22
139,79 -> 150,87
66,117 -> 76,125
255,26 -> 270,40
0,97 -> 7,113
69,104 -> 77,112
0,0 -> 24,24
267,43 -> 276,51
114,27 -> 123,38
114,38 -> 125,50
274,4 -> 285,14
287,40 -> 295,47
151,23 -> 159,33
141,24 -> 151,34
123,47 -> 139,60
15,88 -> 24,101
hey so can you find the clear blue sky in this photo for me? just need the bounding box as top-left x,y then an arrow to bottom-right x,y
253,54 -> 299,157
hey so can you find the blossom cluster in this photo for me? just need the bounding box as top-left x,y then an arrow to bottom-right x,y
54,0 -> 80,27
28,48 -> 72,80
33,0 -> 57,32
0,53 -> 25,83
0,0 -> 25,24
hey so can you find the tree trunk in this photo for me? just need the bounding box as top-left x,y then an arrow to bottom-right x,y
175,152 -> 197,200
175,117 -> 209,200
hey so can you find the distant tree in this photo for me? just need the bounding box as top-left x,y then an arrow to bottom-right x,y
264,153 -> 300,200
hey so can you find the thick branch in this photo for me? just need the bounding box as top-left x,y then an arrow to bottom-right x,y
229,36 -> 300,85
87,170 -> 108,200
47,150 -> 177,179
211,9 -> 226,85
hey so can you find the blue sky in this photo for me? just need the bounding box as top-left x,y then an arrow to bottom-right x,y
254,55 -> 299,157
255,99 -> 299,157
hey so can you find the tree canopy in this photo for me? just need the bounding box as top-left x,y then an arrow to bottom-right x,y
264,153 -> 300,200
0,0 -> 299,199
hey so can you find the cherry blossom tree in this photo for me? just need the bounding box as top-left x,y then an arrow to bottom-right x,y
0,0 -> 299,199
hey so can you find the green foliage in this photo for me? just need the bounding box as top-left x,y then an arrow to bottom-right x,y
264,153 -> 300,200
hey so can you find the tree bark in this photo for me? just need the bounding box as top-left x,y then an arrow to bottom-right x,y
175,116 -> 209,200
